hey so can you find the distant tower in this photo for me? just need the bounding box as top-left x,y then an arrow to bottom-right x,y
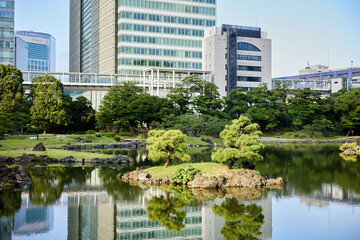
0,0 -> 15,65
14,31 -> 56,72
69,0 -> 216,74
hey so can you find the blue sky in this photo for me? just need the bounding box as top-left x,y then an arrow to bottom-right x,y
15,0 -> 360,77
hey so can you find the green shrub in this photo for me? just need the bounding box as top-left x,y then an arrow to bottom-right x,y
114,136 -> 122,142
108,133 -> 116,138
95,133 -> 102,137
170,165 -> 200,185
86,130 -> 95,134
118,131 -> 132,136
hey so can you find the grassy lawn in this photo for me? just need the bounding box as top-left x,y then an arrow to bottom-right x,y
146,162 -> 236,178
0,134 -> 119,150
0,149 -> 111,159
185,136 -> 223,145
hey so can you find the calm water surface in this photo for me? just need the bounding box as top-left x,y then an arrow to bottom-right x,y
0,144 -> 359,240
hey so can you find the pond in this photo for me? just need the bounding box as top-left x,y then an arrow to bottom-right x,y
0,144 -> 359,240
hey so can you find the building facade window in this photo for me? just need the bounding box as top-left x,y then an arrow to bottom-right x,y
237,54 -> 261,61
237,65 -> 262,71
237,42 -> 261,52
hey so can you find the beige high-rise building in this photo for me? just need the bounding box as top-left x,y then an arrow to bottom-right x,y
70,0 -> 216,75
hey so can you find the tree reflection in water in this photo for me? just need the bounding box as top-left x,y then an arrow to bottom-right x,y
0,191 -> 21,217
146,191 -> 187,232
26,167 -> 94,205
212,199 -> 264,240
98,167 -> 144,201
257,144 -> 360,195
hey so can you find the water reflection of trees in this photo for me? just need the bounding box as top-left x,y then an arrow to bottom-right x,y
146,192 -> 186,232
257,145 -> 360,195
0,191 -> 21,217
26,167 -> 94,205
98,167 -> 144,201
212,199 -> 264,240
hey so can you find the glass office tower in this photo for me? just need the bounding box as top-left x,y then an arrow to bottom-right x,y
0,0 -> 15,65
70,0 -> 216,74
15,31 -> 56,72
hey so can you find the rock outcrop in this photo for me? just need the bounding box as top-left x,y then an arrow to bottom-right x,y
61,142 -> 145,151
0,165 -> 30,190
0,153 -> 130,167
33,142 -> 46,151
119,168 -> 283,189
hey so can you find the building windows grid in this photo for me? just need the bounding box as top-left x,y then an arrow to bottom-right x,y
237,65 -> 262,72
120,0 -> 216,16
237,42 -> 261,52
120,11 -> 215,27
120,22 -> 204,37
237,54 -> 261,61
120,34 -> 202,48
120,57 -> 202,70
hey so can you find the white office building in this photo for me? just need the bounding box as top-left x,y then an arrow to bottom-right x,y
203,25 -> 271,97
70,0 -> 216,75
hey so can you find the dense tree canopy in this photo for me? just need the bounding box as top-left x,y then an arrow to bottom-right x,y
97,82 -> 155,135
334,88 -> 360,135
30,75 -> 71,131
0,64 -> 27,113
168,75 -> 225,117
212,116 -> 264,169
147,129 -> 190,167
69,96 -> 96,132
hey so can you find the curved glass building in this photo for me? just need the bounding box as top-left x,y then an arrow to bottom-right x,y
14,30 -> 56,72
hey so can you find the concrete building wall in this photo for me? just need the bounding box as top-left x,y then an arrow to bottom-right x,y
98,0 -> 116,74
203,25 -> 272,97
69,0 -> 81,72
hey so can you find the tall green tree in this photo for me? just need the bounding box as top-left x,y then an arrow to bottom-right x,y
70,96 -> 96,132
167,75 -> 225,117
288,88 -> 323,129
246,84 -> 290,131
334,88 -> 360,135
0,64 -> 27,113
225,88 -> 248,119
30,75 -> 71,132
211,116 -> 264,169
162,113 -> 229,137
97,82 -> 155,135
147,129 -> 190,168
0,112 -> 14,137
212,199 -> 264,240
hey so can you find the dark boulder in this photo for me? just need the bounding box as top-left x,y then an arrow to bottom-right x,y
33,142 -> 46,151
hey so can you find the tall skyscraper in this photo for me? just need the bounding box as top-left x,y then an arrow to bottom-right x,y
203,25 -> 272,97
14,31 -> 56,72
0,0 -> 15,65
70,0 -> 216,74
